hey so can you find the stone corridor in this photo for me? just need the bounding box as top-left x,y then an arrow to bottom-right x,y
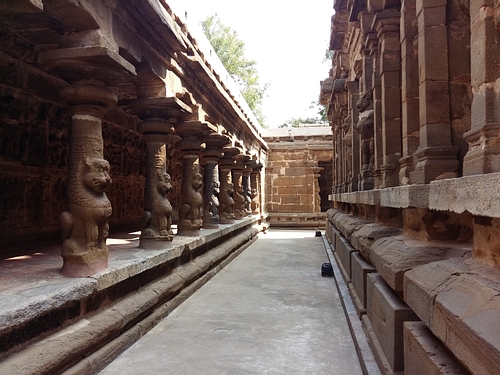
98,229 -> 364,375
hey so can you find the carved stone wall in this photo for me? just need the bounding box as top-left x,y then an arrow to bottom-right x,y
323,1 -> 500,374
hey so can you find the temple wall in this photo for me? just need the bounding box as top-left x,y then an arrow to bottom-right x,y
322,0 -> 500,374
263,127 -> 333,227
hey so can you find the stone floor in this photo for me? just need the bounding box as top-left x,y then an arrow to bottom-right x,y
98,229 -> 364,375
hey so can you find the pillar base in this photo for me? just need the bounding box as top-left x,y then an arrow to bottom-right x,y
463,124 -> 500,176
410,146 -> 459,183
139,236 -> 173,250
61,256 -> 108,278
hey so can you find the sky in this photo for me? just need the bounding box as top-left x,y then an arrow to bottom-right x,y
168,0 -> 333,128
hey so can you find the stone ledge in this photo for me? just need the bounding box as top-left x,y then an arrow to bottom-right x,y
429,172 -> 500,218
334,185 -> 429,208
268,212 -> 326,228
371,235 -> 471,296
333,173 -> 500,219
404,258 -> 500,375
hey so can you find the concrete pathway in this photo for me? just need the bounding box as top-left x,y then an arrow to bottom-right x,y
99,229 -> 363,375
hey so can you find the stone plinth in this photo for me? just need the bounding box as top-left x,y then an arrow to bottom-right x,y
405,258 -> 500,375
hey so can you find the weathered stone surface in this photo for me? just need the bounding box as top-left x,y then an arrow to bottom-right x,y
404,321 -> 469,375
332,212 -> 371,242
429,173 -> 500,218
371,235 -> 470,294
405,258 -> 500,375
351,223 -> 402,263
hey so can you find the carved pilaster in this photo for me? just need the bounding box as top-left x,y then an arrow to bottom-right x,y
373,10 -> 402,188
463,1 -> 500,175
410,1 -> 458,183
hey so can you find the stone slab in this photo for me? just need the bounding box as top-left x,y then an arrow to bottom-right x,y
351,223 -> 403,263
371,235 -> 470,295
351,252 -> 376,310
405,258 -> 500,375
404,321 -> 469,375
366,273 -> 419,373
429,172 -> 500,218
336,234 -> 358,280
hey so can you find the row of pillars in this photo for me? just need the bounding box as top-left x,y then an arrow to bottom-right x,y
59,82 -> 263,277
38,47 -> 263,278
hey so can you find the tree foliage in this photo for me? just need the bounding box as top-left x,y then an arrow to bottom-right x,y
201,14 -> 268,126
279,101 -> 328,128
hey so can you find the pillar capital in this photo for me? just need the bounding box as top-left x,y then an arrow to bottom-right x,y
38,46 -> 135,85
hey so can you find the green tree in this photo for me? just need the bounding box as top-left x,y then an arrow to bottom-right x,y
201,14 -> 268,126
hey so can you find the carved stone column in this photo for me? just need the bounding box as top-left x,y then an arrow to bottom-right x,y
201,133 -> 229,229
242,162 -> 252,216
119,97 -> 191,247
410,0 -> 459,182
249,160 -> 263,215
219,147 -> 239,224
232,154 -> 249,220
174,122 -> 207,236
463,0 -> 500,175
38,47 -> 135,277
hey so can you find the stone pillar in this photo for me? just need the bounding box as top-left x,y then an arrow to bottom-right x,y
399,0 -> 420,184
201,133 -> 229,229
411,0 -> 459,183
242,163 -> 252,216
38,46 -> 135,277
463,0 -> 500,175
232,154 -> 249,220
373,10 -> 402,187
140,131 -> 173,244
249,161 -> 263,215
174,122 -> 207,236
119,97 -> 191,248
219,147 -> 239,224
58,84 -> 116,277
